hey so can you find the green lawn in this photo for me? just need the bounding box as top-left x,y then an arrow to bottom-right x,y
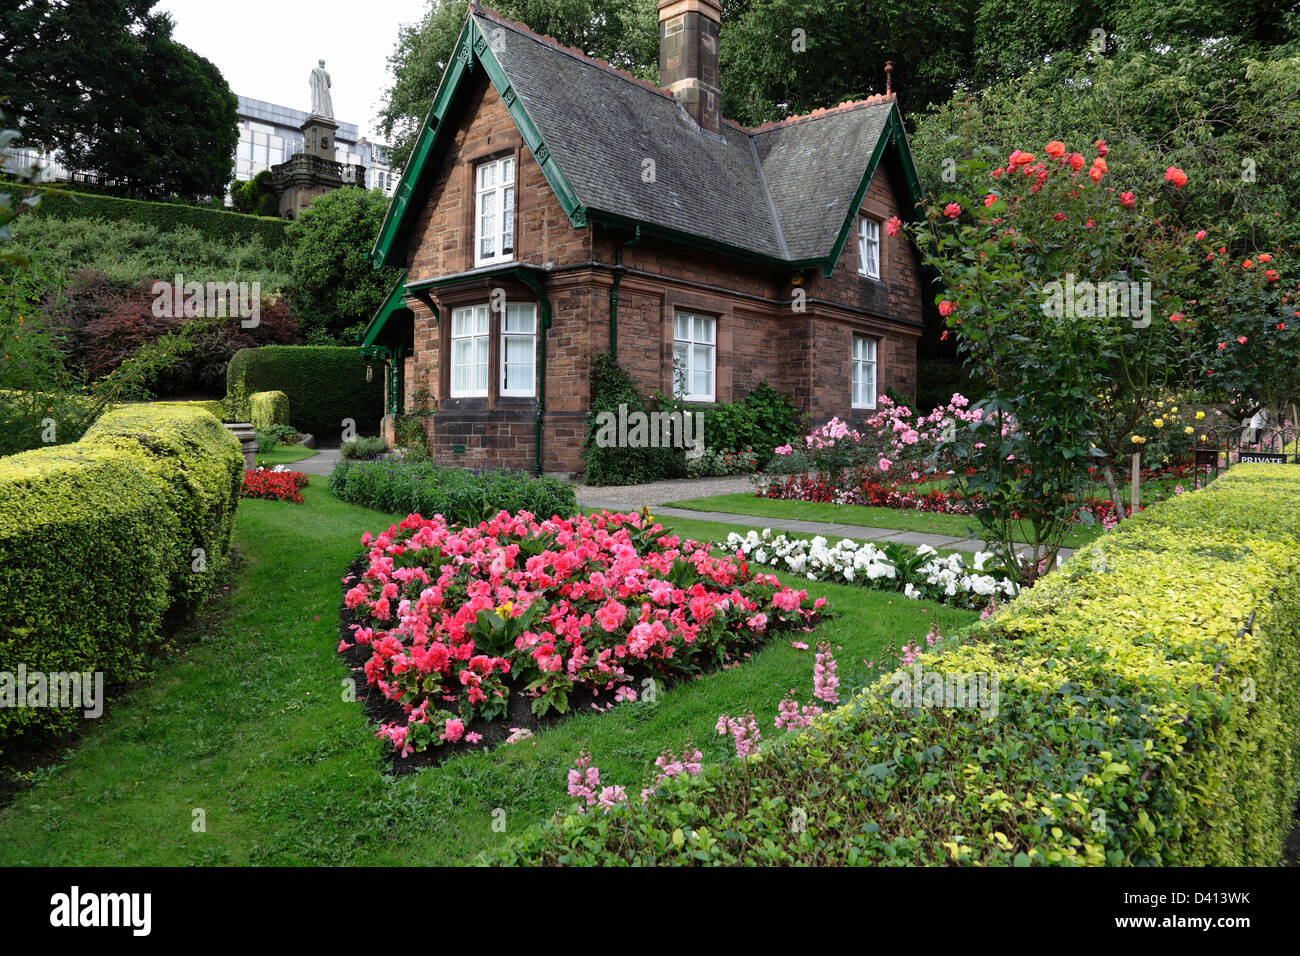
0,485 -> 974,866
665,492 -> 1106,549
254,443 -> 319,467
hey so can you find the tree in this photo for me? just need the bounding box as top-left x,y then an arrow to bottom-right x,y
231,171 -> 277,216
0,1 -> 238,200
281,188 -> 401,344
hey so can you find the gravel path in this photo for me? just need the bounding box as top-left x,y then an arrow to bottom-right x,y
573,474 -> 757,507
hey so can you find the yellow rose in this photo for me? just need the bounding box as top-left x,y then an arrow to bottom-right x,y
1153,418 -> 1164,428
1195,411 -> 1205,420
1170,406 -> 1178,413
1200,434 -> 1208,441
1184,426 -> 1194,434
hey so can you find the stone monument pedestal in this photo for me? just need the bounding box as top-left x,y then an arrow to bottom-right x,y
269,114 -> 365,220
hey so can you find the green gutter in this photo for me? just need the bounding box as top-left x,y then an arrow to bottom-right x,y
513,268 -> 553,477
608,225 -> 642,356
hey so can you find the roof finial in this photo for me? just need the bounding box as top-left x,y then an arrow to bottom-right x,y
884,60 -> 893,97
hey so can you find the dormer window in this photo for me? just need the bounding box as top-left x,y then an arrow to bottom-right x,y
475,156 -> 515,266
858,216 -> 880,279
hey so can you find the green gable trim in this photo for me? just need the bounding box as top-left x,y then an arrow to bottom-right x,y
359,271 -> 411,349
820,105 -> 924,278
370,15 -> 587,271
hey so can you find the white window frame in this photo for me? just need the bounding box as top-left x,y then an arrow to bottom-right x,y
858,216 -> 881,279
673,312 -> 716,403
449,304 -> 490,397
474,155 -> 516,267
500,302 -> 537,397
852,335 -> 877,410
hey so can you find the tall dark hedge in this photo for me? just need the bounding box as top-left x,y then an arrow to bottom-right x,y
3,182 -> 288,249
227,345 -> 383,440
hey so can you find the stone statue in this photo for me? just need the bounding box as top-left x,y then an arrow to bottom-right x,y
310,60 -> 334,118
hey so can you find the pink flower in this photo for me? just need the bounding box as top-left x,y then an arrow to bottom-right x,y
984,193 -> 998,208
1195,229 -> 1207,240
885,215 -> 902,237
1238,335 -> 1248,344
813,644 -> 839,705
943,202 -> 961,218
440,717 -> 466,743
1119,191 -> 1135,208
938,300 -> 956,317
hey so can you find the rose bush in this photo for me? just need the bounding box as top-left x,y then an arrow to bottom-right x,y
343,509 -> 825,756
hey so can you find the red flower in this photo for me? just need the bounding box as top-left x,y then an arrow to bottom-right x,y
1095,139 -> 1109,157
938,300 -> 956,317
1068,153 -> 1085,171
1120,191 -> 1135,208
1164,166 -> 1188,188
1217,342 -> 1227,350
1053,212 -> 1067,221
943,202 -> 961,218
1089,157 -> 1107,182
1045,140 -> 1066,159
984,193 -> 998,208
1195,229 -> 1207,240
884,214 -> 902,237
1258,253 -> 1273,263
1243,259 -> 1255,269
1007,150 -> 1035,170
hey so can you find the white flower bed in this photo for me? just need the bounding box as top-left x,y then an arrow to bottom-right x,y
721,529 -> 1019,608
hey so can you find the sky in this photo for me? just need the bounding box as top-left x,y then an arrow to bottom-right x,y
158,0 -> 433,141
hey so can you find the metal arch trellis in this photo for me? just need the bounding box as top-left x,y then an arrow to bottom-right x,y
1191,423 -> 1300,490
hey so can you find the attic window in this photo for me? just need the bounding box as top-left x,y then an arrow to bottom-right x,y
475,155 -> 515,267
858,217 -> 881,279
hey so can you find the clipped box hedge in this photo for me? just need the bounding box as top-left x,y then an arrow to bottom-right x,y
327,457 -> 576,527
227,345 -> 382,439
0,403 -> 242,749
8,182 -> 288,249
485,464 -> 1300,866
81,404 -> 243,616
249,390 -> 291,430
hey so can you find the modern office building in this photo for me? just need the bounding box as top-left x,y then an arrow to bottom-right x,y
235,96 -> 395,194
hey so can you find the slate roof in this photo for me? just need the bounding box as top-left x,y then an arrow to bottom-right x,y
375,5 -> 916,270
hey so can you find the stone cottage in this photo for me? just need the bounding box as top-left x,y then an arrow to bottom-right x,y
361,1 -> 927,476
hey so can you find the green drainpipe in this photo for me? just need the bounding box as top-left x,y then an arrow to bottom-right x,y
515,270 -> 552,477
609,225 -> 642,357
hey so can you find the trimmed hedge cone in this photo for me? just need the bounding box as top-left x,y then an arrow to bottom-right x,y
0,404 -> 242,750
485,464 -> 1300,866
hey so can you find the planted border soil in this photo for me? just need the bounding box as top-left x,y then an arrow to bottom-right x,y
336,552 -> 827,775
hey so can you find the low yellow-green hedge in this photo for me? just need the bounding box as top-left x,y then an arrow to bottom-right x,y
0,404 -> 242,749
485,464 -> 1300,866
249,390 -> 290,430
81,404 -> 243,616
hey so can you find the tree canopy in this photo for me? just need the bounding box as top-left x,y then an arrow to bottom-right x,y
0,0 -> 238,200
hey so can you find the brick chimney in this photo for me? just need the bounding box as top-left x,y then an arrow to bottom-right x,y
658,0 -> 722,133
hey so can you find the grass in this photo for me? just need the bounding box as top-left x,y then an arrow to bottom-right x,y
254,443 -> 319,467
664,492 -> 1106,549
0,486 -> 975,866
